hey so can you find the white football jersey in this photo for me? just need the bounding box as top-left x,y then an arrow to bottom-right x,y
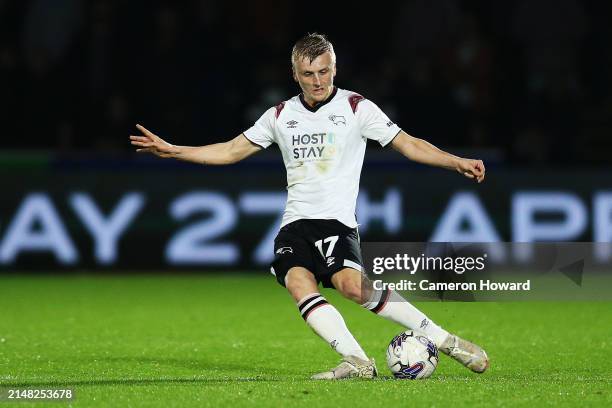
243,87 -> 401,228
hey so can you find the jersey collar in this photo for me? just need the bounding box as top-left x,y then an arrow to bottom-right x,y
299,86 -> 338,112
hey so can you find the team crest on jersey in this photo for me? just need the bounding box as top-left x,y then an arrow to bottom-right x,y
329,115 -> 346,126
286,120 -> 298,128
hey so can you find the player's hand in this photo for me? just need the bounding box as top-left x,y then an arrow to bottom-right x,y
456,159 -> 485,183
129,124 -> 180,158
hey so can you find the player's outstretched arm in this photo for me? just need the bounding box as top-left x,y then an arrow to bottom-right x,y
129,124 -> 262,165
391,130 -> 485,183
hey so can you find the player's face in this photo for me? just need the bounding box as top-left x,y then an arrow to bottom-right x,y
293,52 -> 336,107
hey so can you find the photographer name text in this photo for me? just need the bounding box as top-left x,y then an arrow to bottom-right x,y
373,279 -> 531,291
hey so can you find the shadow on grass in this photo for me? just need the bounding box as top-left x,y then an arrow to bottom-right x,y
95,356 -> 254,372
90,355 -> 307,376
0,356 -> 292,388
0,377 -> 280,388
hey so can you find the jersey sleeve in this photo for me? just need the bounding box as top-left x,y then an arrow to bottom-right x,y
357,99 -> 402,147
243,107 -> 276,149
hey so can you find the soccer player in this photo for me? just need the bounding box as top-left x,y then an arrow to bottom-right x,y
130,33 -> 489,379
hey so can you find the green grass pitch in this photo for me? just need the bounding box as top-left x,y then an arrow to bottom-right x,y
0,274 -> 610,407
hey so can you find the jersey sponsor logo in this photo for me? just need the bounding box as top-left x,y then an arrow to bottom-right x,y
329,114 -> 346,126
276,246 -> 293,254
286,120 -> 298,128
291,133 -> 336,160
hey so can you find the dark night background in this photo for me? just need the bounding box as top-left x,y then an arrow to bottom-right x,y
1,0 -> 610,164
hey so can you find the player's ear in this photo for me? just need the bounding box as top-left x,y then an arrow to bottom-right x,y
292,65 -> 298,82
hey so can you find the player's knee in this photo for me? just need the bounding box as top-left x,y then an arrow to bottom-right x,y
285,268 -> 317,301
285,278 -> 305,297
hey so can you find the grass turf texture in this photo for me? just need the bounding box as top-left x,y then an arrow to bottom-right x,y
0,275 -> 610,407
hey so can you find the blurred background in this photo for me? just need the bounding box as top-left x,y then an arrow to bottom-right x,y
0,0 -> 611,270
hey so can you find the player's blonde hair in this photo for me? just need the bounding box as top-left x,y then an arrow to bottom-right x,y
291,33 -> 336,68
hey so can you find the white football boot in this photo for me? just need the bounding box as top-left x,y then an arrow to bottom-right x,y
439,334 -> 489,373
311,356 -> 378,380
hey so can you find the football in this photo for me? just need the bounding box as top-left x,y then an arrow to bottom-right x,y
386,330 -> 439,379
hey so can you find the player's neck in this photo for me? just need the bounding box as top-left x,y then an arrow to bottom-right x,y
300,86 -> 337,111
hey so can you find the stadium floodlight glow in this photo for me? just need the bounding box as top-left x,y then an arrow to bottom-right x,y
357,189 -> 402,234
0,193 -> 78,264
594,192 -> 612,261
70,192 -> 145,265
165,191 -> 239,264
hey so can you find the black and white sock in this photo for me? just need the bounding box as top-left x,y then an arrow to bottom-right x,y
362,289 -> 449,346
298,293 -> 368,361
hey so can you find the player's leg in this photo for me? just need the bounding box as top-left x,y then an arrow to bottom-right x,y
331,268 -> 489,373
331,267 -> 450,345
271,222 -> 375,380
311,223 -> 453,350
284,266 -> 369,362
283,266 -> 375,379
